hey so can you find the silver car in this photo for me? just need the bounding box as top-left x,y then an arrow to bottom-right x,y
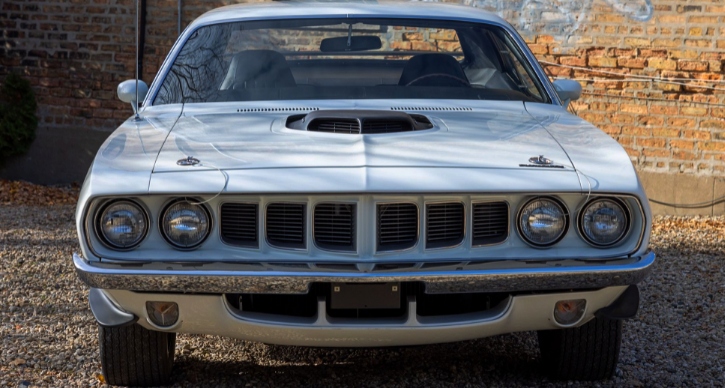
73,2 -> 654,386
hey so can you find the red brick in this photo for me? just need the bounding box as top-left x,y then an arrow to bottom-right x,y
677,60 -> 709,71
652,128 -> 681,137
559,56 -> 587,67
638,116 -> 664,126
680,106 -> 709,116
621,126 -> 651,136
588,56 -> 618,68
672,151 -> 698,160
700,120 -> 725,130
648,58 -> 677,70
621,104 -> 648,115
643,149 -> 670,158
700,142 -> 725,151
682,130 -> 711,140
639,138 -> 666,148
670,139 -> 696,149
618,58 -> 646,69
667,118 -> 696,128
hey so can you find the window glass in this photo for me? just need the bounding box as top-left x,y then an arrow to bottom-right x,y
154,19 -> 549,105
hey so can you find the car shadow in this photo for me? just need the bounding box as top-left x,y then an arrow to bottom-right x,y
170,333 -> 544,386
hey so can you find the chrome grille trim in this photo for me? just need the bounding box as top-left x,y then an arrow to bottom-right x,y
220,202 -> 259,248
471,201 -> 510,247
377,202 -> 419,252
313,203 -> 356,252
426,202 -> 465,250
265,202 -> 306,250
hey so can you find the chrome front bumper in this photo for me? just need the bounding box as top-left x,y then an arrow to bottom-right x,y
74,251 -> 655,294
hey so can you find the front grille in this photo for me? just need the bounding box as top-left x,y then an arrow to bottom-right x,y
314,203 -> 356,251
266,203 -> 306,249
426,202 -> 464,249
308,119 -> 360,134
220,203 -> 258,248
377,203 -> 418,251
472,202 -> 509,246
362,120 -> 412,134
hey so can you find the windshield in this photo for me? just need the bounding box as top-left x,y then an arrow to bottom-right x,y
154,18 -> 550,105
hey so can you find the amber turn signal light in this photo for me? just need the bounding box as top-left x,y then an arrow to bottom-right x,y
553,299 -> 586,325
146,301 -> 179,327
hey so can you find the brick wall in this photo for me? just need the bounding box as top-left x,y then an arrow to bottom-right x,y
1,0 -> 724,176
530,0 -> 725,175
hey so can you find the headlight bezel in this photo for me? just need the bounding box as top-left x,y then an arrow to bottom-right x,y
516,196 -> 570,248
93,199 -> 150,251
577,197 -> 632,248
159,198 -> 213,250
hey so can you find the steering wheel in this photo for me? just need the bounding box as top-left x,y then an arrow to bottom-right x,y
406,73 -> 470,87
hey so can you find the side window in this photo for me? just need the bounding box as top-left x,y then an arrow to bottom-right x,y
489,32 -> 545,101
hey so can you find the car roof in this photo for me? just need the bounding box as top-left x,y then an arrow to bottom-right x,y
190,1 -> 508,28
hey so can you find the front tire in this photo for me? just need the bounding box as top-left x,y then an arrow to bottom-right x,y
99,323 -> 176,386
537,317 -> 622,380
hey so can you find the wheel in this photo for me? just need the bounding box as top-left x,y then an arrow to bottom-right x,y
537,317 -> 622,380
99,323 -> 176,386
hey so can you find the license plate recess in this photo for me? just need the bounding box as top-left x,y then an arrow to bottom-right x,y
330,282 -> 401,309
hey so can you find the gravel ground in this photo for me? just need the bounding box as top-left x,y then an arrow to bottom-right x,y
1,201 -> 724,387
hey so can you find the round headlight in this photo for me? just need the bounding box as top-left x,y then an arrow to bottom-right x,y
579,198 -> 629,247
160,200 -> 211,249
518,197 -> 568,247
96,200 -> 148,249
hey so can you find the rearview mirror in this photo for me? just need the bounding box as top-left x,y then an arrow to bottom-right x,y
320,36 -> 382,52
552,79 -> 582,109
117,79 -> 148,114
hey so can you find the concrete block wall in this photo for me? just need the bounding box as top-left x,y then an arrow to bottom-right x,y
1,0 -> 724,214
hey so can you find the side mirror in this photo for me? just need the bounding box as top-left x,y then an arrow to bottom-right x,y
552,79 -> 582,109
117,79 -> 149,114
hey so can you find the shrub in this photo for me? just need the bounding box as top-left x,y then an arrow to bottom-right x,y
0,72 -> 38,165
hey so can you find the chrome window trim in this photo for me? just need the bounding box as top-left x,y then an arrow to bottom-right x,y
312,201 -> 359,254
576,196 -> 633,248
264,201 -> 308,252
375,201 -> 420,254
424,200 -> 466,251
158,197 -> 214,251
93,198 -> 151,251
470,200 -> 510,248
217,201 -> 261,250
516,196 -> 570,249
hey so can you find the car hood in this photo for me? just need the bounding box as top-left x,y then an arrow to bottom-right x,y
153,102 -> 572,172
84,101 -> 641,196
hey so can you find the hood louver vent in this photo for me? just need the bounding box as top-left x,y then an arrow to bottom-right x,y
308,118 -> 360,134
287,110 -> 433,134
238,107 -> 319,113
390,106 -> 472,111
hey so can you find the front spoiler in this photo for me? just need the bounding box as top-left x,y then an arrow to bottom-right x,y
74,251 -> 655,294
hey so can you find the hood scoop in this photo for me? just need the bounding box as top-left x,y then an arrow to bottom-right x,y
286,110 -> 433,134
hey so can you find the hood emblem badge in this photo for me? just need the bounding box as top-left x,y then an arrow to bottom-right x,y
177,156 -> 200,166
529,155 -> 552,165
520,155 -> 565,169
